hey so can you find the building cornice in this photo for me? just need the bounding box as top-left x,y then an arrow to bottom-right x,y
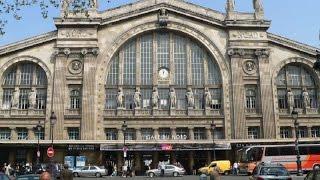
99,0 -> 225,28
267,33 -> 320,56
0,31 -> 57,56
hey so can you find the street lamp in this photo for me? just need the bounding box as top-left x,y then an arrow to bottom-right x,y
49,111 -> 57,177
35,121 -> 42,165
50,112 -> 57,146
121,121 -> 128,165
291,108 -> 303,176
211,121 -> 216,161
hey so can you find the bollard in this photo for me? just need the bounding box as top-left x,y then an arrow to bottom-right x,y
199,173 -> 207,180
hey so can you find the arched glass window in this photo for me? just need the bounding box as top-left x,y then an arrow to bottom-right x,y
105,32 -> 222,111
2,62 -> 47,110
70,90 -> 81,109
276,64 -> 318,110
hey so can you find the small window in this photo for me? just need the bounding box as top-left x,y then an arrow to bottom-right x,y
68,127 -> 80,140
70,90 -> 81,109
265,147 -> 280,156
90,167 -> 97,170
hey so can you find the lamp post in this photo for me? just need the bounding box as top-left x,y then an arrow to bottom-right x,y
35,121 -> 42,165
211,121 -> 216,161
121,121 -> 128,167
49,112 -> 57,177
291,108 -> 303,176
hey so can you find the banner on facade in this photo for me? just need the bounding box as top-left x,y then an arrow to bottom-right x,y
100,143 -> 231,151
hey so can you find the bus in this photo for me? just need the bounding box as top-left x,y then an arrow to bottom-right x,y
237,144 -> 320,175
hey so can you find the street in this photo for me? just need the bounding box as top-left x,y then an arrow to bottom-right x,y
74,175 -> 306,180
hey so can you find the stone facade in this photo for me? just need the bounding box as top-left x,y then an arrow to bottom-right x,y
0,0 -> 319,171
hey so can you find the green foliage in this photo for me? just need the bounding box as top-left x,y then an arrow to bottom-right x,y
0,0 -> 110,36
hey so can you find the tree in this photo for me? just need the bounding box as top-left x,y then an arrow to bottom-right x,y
0,0 -> 110,35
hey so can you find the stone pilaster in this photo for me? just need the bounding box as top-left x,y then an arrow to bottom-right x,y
171,128 -> 176,139
307,126 -> 312,138
228,48 -> 246,139
256,49 -> 275,138
81,48 -> 99,140
52,50 -> 68,140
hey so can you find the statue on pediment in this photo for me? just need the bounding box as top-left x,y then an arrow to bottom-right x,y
117,87 -> 124,108
169,88 -> 176,109
186,88 -> 195,108
134,87 -> 141,109
152,87 -> 159,109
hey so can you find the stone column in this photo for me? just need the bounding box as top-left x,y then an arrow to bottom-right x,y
10,127 -> 17,140
188,151 -> 194,174
63,127 -> 68,140
134,152 -> 141,175
291,127 -> 296,139
117,151 -> 123,171
154,128 -> 159,139
189,128 -> 194,140
171,128 -> 176,139
118,128 -> 124,143
228,49 -> 246,139
152,152 -> 159,169
136,128 -> 142,140
81,48 -> 98,140
27,149 -> 33,164
206,151 -> 212,165
307,126 -> 312,138
206,127 -> 212,140
256,49 -> 275,138
28,127 -> 35,140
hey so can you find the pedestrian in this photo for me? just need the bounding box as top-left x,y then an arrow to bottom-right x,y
232,161 -> 238,175
160,161 -> 165,177
111,164 -> 117,176
60,164 -> 73,180
209,163 -> 221,180
40,172 -> 51,180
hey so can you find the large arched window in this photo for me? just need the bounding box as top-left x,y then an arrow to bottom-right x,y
276,64 -> 318,110
2,62 -> 47,110
105,32 -> 222,110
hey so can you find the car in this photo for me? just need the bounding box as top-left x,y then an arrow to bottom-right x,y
16,174 -> 40,180
72,166 -> 107,177
249,163 -> 292,180
198,160 -> 231,175
146,164 -> 185,178
0,172 -> 10,180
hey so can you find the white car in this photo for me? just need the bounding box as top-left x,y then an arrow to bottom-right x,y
146,164 -> 185,177
72,166 -> 107,177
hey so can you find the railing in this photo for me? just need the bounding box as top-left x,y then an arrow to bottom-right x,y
0,109 -> 46,116
65,109 -> 81,116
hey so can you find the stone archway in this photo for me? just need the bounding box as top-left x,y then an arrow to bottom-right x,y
94,21 -> 232,139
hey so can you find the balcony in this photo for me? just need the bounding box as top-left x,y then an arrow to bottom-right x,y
0,108 -> 45,117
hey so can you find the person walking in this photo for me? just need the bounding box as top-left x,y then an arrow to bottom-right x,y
40,172 -> 51,180
60,164 -> 73,180
232,161 -> 238,175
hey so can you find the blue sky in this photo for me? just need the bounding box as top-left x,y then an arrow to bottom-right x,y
0,0 -> 319,47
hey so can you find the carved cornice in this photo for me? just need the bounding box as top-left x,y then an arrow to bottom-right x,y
54,47 -> 99,57
0,31 -> 57,56
228,48 -> 269,58
100,2 -> 225,28
267,33 -> 319,56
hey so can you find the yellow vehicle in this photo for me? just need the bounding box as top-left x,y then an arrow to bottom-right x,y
198,160 -> 231,175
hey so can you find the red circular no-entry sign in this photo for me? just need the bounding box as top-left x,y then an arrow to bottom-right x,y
47,147 -> 55,158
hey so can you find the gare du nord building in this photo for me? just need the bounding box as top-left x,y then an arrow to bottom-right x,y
0,0 -> 319,174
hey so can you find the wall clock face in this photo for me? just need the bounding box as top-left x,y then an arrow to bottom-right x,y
159,68 -> 169,79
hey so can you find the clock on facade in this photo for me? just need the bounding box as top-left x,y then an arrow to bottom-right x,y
158,68 -> 169,79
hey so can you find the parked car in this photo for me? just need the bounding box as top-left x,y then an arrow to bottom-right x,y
198,160 -> 231,175
146,164 -> 185,178
0,172 -> 10,180
249,163 -> 292,180
16,174 -> 40,180
72,166 -> 107,177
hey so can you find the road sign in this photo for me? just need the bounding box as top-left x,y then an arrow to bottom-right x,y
47,147 -> 54,158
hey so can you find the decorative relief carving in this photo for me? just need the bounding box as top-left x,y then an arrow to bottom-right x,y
68,60 -> 83,75
231,31 -> 265,40
59,29 -> 95,39
242,60 -> 257,75
255,49 -> 270,58
158,8 -> 169,27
